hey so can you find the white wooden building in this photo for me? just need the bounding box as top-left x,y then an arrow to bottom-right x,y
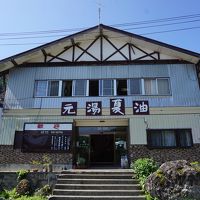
0,24 -> 200,169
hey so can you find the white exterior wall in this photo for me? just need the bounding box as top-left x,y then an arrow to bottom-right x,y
129,114 -> 200,145
0,116 -> 73,145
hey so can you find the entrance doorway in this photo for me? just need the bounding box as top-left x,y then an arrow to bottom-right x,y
75,126 -> 128,167
90,134 -> 114,165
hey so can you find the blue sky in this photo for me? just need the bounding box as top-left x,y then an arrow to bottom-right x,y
0,0 -> 200,60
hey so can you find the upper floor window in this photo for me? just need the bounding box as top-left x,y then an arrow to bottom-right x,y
62,80 -> 72,97
48,81 -> 59,96
157,78 -> 170,95
35,80 -> 48,97
34,77 -> 171,97
147,129 -> 193,148
35,80 -> 60,97
128,79 -> 142,95
117,79 -> 127,96
99,80 -> 114,96
73,80 -> 87,96
144,78 -> 170,95
89,80 -> 99,96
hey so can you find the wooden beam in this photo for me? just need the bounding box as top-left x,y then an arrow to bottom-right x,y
135,52 -> 158,61
130,44 -> 158,60
75,44 -> 99,62
41,49 -> 48,63
128,43 -> 131,61
99,28 -> 103,62
196,61 -> 200,88
47,45 -> 73,62
104,43 -> 129,61
47,54 -> 71,62
19,59 -> 192,67
11,59 -> 18,66
75,36 -> 100,62
103,36 -> 129,60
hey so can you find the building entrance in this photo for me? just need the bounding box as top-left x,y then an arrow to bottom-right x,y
75,126 -> 128,167
90,134 -> 114,165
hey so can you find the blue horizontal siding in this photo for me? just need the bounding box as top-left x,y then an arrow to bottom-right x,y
4,64 -> 200,109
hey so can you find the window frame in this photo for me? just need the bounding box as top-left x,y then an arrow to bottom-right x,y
156,78 -> 171,95
143,77 -> 171,96
116,79 -> 128,96
72,79 -> 88,97
89,80 -> 99,96
128,78 -> 142,95
47,80 -> 60,97
34,80 -> 61,97
61,80 -> 73,97
34,80 -> 48,97
34,77 -> 171,98
99,79 -> 115,96
147,129 -> 193,149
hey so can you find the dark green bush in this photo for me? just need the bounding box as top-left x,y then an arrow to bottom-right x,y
16,170 -> 29,182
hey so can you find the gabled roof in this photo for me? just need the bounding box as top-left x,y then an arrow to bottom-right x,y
0,24 -> 200,72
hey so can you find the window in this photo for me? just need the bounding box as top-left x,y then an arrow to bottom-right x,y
34,78 -> 170,97
144,78 -> 170,95
157,78 -> 170,95
89,80 -> 99,96
73,80 -> 87,96
48,81 -> 59,96
128,79 -> 142,95
147,129 -> 193,148
117,79 -> 127,96
35,80 -> 60,97
99,80 -> 114,96
144,79 -> 157,95
62,80 -> 72,97
35,80 -> 48,97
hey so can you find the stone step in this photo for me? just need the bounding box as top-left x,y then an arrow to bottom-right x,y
49,170 -> 144,200
58,174 -> 134,179
49,195 -> 146,200
53,189 -> 144,196
57,178 -> 138,185
55,183 -> 141,190
61,170 -> 133,175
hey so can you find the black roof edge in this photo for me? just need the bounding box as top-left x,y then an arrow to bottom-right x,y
0,24 -> 100,64
0,23 -> 200,64
101,24 -> 200,58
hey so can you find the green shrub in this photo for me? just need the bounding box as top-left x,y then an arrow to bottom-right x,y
131,158 -> 158,199
1,188 -> 20,199
0,190 -> 9,199
15,196 -> 47,200
16,170 -> 29,181
131,158 -> 158,180
34,185 -> 51,197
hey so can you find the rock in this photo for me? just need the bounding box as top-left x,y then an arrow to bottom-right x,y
16,179 -> 31,195
145,160 -> 200,200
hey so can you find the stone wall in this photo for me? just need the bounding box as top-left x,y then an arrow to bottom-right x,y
129,144 -> 200,165
0,172 -> 57,190
0,145 -> 72,171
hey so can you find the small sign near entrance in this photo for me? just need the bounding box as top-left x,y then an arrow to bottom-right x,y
133,100 -> 149,115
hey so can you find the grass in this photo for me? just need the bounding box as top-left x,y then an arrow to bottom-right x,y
0,189 -> 48,200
